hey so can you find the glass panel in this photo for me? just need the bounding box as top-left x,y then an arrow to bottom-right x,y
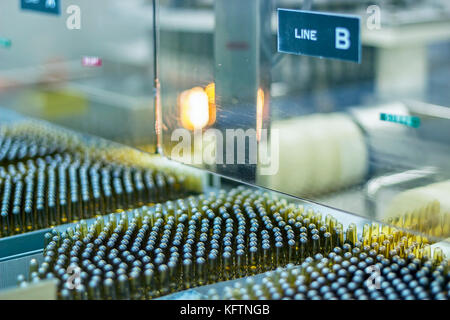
0,0 -> 157,151
159,0 -> 450,241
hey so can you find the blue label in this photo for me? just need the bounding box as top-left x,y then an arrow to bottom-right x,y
278,9 -> 361,63
380,113 -> 421,128
0,38 -> 12,48
21,0 -> 60,15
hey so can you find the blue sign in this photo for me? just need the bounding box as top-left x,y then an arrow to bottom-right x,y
21,0 -> 60,15
278,9 -> 361,63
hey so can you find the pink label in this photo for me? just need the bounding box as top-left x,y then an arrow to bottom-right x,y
82,56 -> 102,67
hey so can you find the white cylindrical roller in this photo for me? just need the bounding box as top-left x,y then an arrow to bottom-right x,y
257,112 -> 368,197
384,180 -> 450,238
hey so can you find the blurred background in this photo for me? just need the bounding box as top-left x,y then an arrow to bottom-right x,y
158,0 -> 450,239
0,0 -> 156,149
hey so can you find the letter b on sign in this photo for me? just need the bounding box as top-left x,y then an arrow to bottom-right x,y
335,27 -> 350,50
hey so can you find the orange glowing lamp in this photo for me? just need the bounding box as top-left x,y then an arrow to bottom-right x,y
179,83 -> 216,131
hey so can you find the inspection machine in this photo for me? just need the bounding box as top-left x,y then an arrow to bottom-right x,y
0,0 -> 448,300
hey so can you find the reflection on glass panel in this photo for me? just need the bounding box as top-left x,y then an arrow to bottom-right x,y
0,0 -> 156,151
159,0 -> 450,241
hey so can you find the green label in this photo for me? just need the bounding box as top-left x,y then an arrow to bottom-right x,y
0,38 -> 12,48
380,113 -> 421,128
